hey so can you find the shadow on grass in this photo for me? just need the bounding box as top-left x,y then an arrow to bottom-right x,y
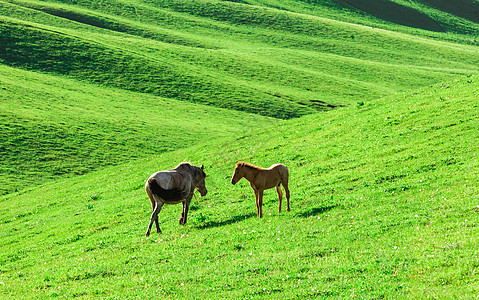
343,0 -> 445,32
295,205 -> 338,218
195,212 -> 256,229
422,0 -> 479,24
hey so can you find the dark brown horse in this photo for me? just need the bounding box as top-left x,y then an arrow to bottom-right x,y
231,162 -> 290,218
145,162 -> 207,236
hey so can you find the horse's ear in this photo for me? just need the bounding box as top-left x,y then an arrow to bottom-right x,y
200,165 -> 204,170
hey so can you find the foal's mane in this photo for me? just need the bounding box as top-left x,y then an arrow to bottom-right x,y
236,161 -> 260,170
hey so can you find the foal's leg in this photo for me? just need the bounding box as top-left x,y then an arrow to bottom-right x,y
258,190 -> 264,218
283,182 -> 291,212
254,190 -> 260,218
276,185 -> 283,213
146,202 -> 164,237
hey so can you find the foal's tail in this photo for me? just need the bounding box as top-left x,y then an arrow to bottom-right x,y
279,165 -> 291,210
279,164 -> 289,186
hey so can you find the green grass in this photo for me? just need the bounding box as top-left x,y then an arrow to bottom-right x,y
0,64 -> 279,195
1,75 -> 478,298
1,0 -> 479,119
1,0 -> 479,297
2,0 -> 479,194
249,0 -> 479,39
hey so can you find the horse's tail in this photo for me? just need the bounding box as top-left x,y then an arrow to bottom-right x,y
145,178 -> 157,210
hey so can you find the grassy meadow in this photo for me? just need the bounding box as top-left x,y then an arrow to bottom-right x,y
1,0 -> 479,298
1,0 -> 479,119
2,0 -> 479,193
0,64 -> 279,195
1,75 -> 478,298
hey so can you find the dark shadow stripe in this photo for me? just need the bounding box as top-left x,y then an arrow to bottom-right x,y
343,0 -> 444,32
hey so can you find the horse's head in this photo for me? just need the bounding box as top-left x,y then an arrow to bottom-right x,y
231,162 -> 245,185
195,165 -> 207,197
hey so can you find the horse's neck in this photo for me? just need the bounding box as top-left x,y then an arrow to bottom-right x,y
173,169 -> 193,190
176,166 -> 194,181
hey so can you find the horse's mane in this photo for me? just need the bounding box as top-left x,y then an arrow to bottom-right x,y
176,162 -> 196,174
176,162 -> 193,169
176,162 -> 205,177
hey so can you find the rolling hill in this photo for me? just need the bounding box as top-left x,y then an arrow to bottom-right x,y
1,75 -> 478,298
2,0 -> 479,195
0,64 -> 279,195
1,0 -> 479,298
1,0 -> 479,120
247,0 -> 479,37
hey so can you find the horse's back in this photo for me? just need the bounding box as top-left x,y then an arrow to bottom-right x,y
146,170 -> 189,203
147,177 -> 188,202
148,170 -> 181,190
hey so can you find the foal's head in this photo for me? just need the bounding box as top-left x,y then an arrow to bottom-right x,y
231,162 -> 247,185
195,165 -> 208,196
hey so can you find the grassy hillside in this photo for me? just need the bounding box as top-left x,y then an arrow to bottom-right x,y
1,75 -> 478,298
1,0 -> 479,119
249,0 -> 479,38
0,64 -> 278,195
3,0 -> 479,196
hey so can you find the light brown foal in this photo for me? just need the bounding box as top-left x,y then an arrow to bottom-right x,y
231,162 -> 290,218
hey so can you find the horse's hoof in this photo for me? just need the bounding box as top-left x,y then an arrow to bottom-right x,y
146,232 -> 150,237
179,218 -> 184,225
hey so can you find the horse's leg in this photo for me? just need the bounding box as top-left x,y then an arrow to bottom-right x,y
276,184 -> 283,213
146,187 -> 161,234
146,201 -> 163,237
179,197 -> 192,225
258,190 -> 264,218
155,217 -> 161,234
180,201 -> 185,225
